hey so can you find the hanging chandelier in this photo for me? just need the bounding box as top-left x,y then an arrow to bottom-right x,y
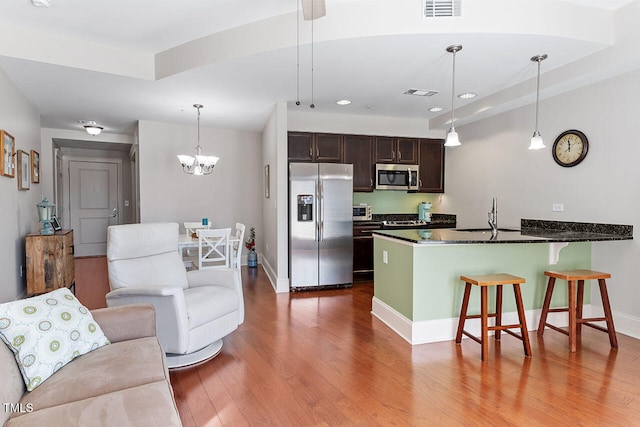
177,104 -> 219,176
444,44 -> 462,147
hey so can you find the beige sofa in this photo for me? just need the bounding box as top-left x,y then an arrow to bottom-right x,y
0,304 -> 182,427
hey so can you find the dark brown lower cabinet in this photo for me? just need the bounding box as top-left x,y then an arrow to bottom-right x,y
353,225 -> 378,281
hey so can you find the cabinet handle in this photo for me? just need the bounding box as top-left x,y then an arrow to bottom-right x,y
398,151 -> 402,161
309,146 -> 313,157
370,178 -> 373,187
391,150 -> 395,161
316,146 -> 319,157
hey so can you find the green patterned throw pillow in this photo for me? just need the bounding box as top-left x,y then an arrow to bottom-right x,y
0,288 -> 110,391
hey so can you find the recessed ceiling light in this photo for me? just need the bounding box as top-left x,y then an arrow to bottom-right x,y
31,0 -> 51,7
336,99 -> 351,105
428,107 -> 444,112
458,92 -> 477,99
404,89 -> 438,97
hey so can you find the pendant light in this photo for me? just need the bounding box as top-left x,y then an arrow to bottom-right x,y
529,54 -> 548,150
444,44 -> 462,147
177,104 -> 219,176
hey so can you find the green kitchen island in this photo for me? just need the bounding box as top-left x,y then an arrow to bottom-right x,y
371,220 -> 632,345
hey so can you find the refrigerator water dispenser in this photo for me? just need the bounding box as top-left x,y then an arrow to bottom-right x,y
297,195 -> 314,221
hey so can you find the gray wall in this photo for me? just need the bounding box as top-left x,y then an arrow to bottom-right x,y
0,66 -> 43,302
444,68 -> 640,338
137,120 -> 264,266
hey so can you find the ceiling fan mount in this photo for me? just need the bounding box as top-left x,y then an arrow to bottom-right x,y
301,0 -> 326,20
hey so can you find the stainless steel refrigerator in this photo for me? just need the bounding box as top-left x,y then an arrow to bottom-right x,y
289,163 -> 353,290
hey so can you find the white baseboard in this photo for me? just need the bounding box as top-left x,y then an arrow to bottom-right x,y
370,297 -> 631,345
260,256 -> 289,293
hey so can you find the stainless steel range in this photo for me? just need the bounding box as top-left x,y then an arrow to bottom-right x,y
381,220 -> 431,229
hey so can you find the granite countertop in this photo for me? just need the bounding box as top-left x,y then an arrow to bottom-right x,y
372,219 -> 633,245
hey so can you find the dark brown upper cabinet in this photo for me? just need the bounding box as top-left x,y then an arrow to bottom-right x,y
374,137 -> 418,164
343,134 -> 374,192
288,132 -> 444,194
288,132 -> 342,163
418,138 -> 445,193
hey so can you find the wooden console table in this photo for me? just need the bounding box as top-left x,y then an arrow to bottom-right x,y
25,229 -> 75,296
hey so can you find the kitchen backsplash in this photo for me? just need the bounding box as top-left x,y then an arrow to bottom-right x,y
353,191 -> 440,215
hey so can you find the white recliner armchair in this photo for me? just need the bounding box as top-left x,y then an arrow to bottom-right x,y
105,222 -> 244,368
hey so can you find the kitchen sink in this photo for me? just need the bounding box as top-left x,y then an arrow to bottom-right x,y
455,228 -> 521,232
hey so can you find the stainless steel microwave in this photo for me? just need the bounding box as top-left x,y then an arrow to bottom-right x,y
375,164 -> 419,191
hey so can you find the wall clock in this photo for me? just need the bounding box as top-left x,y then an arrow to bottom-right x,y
552,130 -> 589,167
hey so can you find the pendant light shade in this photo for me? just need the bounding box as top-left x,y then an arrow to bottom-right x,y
444,44 -> 462,147
177,104 -> 219,176
529,54 -> 547,150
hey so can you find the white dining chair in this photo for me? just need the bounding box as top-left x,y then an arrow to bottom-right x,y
230,223 -> 246,268
198,228 -> 231,269
182,221 -> 211,268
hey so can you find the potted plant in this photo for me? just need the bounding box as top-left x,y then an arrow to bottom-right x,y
245,227 -> 257,267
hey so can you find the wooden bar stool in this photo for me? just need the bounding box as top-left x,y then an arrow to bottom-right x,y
455,273 -> 532,361
537,269 -> 618,352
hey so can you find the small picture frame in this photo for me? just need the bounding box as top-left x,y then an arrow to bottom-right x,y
1,130 -> 15,178
264,164 -> 270,199
31,150 -> 40,183
52,216 -> 62,232
17,150 -> 30,190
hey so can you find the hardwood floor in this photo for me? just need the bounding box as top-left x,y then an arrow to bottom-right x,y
75,257 -> 640,426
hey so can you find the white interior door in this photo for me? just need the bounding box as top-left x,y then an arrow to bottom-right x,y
69,160 -> 119,256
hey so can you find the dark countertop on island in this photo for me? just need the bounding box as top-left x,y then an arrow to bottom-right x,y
372,219 -> 633,245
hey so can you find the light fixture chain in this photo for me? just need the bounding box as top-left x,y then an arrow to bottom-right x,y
450,48 -> 456,130
310,3 -> 315,109
535,58 -> 541,131
296,0 -> 300,106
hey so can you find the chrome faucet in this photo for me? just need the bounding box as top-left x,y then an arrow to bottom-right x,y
488,197 -> 498,235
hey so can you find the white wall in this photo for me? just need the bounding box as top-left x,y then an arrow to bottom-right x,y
0,66 -> 42,302
444,68 -> 640,337
137,120 -> 263,264
262,102 -> 289,292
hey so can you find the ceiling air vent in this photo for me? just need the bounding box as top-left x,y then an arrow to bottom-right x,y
424,0 -> 462,18
404,89 -> 438,97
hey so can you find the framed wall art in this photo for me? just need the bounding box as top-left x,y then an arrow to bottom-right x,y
264,164 -> 270,198
1,130 -> 15,178
31,150 -> 40,183
17,150 -> 30,190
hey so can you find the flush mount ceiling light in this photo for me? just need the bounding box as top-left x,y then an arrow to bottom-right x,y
31,0 -> 51,7
177,104 -> 219,176
79,120 -> 103,136
336,99 -> 351,105
529,54 -> 548,150
84,126 -> 103,136
457,92 -> 477,99
444,44 -> 462,147
429,106 -> 444,112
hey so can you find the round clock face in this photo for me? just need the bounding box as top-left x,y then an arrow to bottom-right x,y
552,130 -> 589,167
